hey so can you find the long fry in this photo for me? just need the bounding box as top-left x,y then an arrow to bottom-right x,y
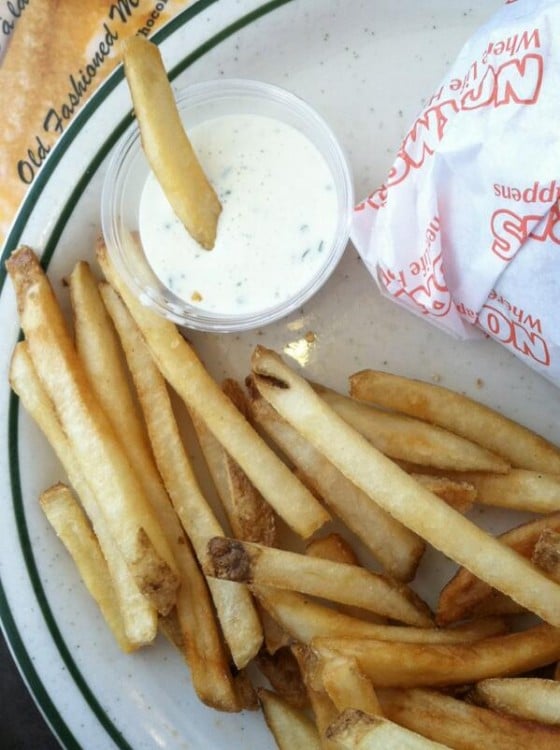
462,469 -> 560,513
122,36 -> 221,249
101,282 -> 262,670
7,246 -> 179,615
327,709 -> 451,750
471,677 -> 560,726
258,688 -> 321,750
349,369 -> 560,473
40,483 -> 132,652
378,687 -> 560,749
9,341 -> 157,646
96,238 -> 330,539
251,346 -> 560,627
312,624 -> 560,688
207,537 -> 433,627
253,584 -> 507,645
316,383 -> 509,473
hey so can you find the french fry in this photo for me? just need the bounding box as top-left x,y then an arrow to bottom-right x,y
256,648 -> 309,709
378,687 -> 560,749
327,709 -> 452,749
9,341 -> 158,646
7,247 -> 179,615
472,677 -> 560,726
253,584 -> 507,645
40,483 -> 132,652
100,281 -> 262,670
455,469 -> 560,513
315,383 -> 509,473
191,381 -> 277,546
96,238 -> 331,540
251,346 -> 560,626
533,528 -> 560,579
207,537 -> 433,627
292,644 -> 340,750
258,688 -> 321,750
437,512 -> 560,625
320,653 -> 381,715
312,624 -> 560,688
349,369 -> 560,473
247,384 -> 424,582
122,36 -> 221,250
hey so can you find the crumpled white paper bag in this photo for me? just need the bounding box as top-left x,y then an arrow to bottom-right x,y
352,0 -> 560,385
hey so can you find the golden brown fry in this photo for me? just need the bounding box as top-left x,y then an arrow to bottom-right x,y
378,687 -> 560,749
10,341 -> 158,646
327,709 -> 451,749
437,513 -> 560,625
472,677 -> 560,726
207,537 -> 432,627
122,36 -> 221,249
191,382 -> 276,546
253,584 -> 507,645
320,653 -> 381,715
247,384 -> 424,582
292,644 -> 340,750
350,369 -> 560,473
251,346 -> 560,626
258,688 -> 321,750
7,247 -> 179,615
460,469 -> 560,513
96,238 -> 330,540
40,483 -> 132,652
256,648 -> 309,709
100,281 -> 262,670
312,624 -> 560,688
316,383 -> 509,473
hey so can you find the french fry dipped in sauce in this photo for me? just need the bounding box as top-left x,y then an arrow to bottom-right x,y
122,36 -> 221,250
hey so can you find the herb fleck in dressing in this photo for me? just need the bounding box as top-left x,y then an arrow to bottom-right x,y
139,113 -> 338,315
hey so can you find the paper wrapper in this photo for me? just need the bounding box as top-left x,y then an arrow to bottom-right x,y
352,0 -> 560,386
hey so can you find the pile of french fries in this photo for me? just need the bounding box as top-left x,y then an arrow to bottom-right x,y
8,240 -> 560,749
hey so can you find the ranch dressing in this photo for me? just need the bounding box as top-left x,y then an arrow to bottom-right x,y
139,113 -> 338,316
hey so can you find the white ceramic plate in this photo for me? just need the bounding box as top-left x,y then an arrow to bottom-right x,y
2,1 -> 558,748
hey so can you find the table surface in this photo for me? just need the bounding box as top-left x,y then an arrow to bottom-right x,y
1,631 -> 60,749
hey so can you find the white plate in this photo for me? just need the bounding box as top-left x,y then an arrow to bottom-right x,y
2,1 -> 558,748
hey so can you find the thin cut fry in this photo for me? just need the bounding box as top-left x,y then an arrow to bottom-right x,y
122,36 -> 221,249
456,469 -> 560,513
96,238 -> 330,539
247,384 -> 424,581
327,709 -> 451,750
437,512 -> 560,625
7,246 -> 179,615
312,624 -> 560,688
378,687 -> 560,749
292,644 -> 340,750
191,381 -> 276,546
251,346 -> 560,626
9,341 -> 157,646
320,653 -> 381,715
350,369 -> 560,473
40,483 -> 132,652
207,537 -> 433,627
100,281 -> 262,670
316,383 -> 509,473
472,677 -> 560,726
253,584 -> 507,645
258,688 -> 321,750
